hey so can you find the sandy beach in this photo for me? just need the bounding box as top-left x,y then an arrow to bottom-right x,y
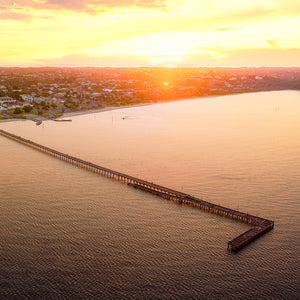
0,96 -> 214,123
60,102 -> 159,119
58,96 -> 211,119
0,101 -> 168,124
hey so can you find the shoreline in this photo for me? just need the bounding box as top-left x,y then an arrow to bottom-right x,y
1,89 -> 295,123
0,102 -> 159,123
0,99 -> 187,123
60,102 -> 161,119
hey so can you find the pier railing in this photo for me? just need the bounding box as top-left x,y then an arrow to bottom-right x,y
0,129 -> 274,252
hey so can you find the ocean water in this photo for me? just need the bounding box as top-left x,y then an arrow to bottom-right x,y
0,91 -> 299,299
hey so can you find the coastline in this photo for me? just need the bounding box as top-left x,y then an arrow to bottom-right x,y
60,102 -> 160,119
1,89 -> 289,123
59,94 -> 226,119
0,101 -> 165,123
1,91 -> 227,123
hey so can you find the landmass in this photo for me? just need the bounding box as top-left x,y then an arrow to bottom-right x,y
1,67 -> 300,123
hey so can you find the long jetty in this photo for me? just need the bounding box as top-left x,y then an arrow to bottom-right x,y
0,129 -> 274,252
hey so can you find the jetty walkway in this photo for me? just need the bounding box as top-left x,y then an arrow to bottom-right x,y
0,129 -> 274,252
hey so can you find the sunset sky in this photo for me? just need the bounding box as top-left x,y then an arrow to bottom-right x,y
1,0 -> 300,67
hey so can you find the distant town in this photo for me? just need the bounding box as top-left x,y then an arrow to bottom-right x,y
1,67 -> 300,122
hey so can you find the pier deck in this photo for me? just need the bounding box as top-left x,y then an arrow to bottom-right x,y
0,129 -> 274,252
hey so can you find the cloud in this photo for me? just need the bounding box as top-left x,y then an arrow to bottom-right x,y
181,48 -> 300,67
0,11 -> 33,20
0,4 -> 55,21
0,0 -> 182,13
205,27 -> 240,32
266,39 -> 280,47
205,1 -> 300,26
34,47 -> 300,68
37,53 -> 149,67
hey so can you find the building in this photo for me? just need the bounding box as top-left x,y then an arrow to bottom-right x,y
0,97 -> 17,106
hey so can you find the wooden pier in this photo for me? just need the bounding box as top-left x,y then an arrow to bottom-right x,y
0,129 -> 274,252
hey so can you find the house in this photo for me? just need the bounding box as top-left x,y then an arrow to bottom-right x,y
21,95 -> 35,103
0,97 -> 17,106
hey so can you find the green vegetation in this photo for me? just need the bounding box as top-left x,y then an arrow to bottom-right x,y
23,105 -> 32,113
13,107 -> 22,114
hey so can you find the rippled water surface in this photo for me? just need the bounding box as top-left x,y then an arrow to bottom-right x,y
1,91 -> 299,299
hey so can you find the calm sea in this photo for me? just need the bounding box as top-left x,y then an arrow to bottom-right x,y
0,91 -> 299,299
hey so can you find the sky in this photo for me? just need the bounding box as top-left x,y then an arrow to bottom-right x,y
0,0 -> 300,67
